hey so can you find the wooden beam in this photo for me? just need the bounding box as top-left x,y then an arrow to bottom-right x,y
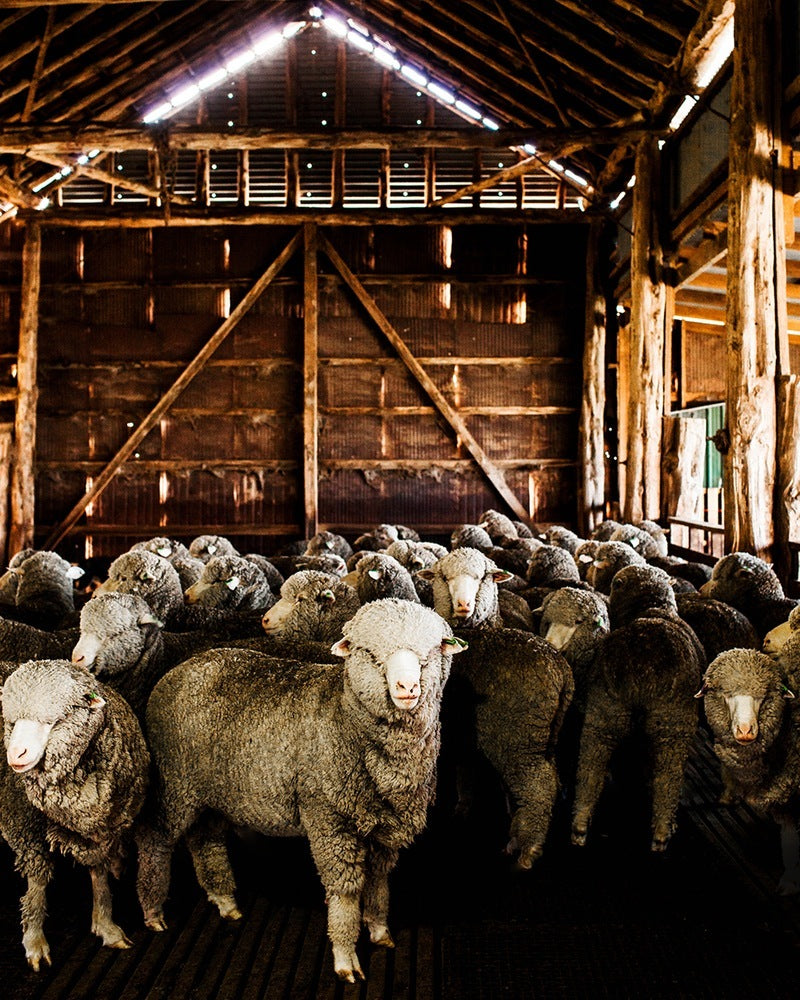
724,0 -> 787,563
429,154 -> 543,209
20,6 -> 55,122
624,135 -> 670,522
0,423 -> 14,565
0,123 -> 663,156
674,229 -> 728,286
0,167 -> 41,210
9,223 -> 40,555
303,223 -> 319,540
43,229 -> 303,550
28,153 -> 194,206
578,218 -> 606,534
318,232 -> 530,523
24,208 -> 588,228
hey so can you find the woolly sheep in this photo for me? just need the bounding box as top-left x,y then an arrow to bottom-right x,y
0,616 -> 79,665
573,539 -> 600,581
676,593 -> 759,664
0,551 -> 83,628
0,549 -> 36,606
354,552 -> 421,605
386,540 -> 448,606
589,519 -> 622,541
585,540 -> 646,595
450,524 -> 495,553
763,604 -> 800,665
607,564 -> 677,630
609,523 -> 664,561
526,545 -> 581,587
184,554 -> 275,614
295,551 -> 349,577
537,526 -> 582,555
136,599 -> 464,982
700,552 -> 799,641
95,549 -> 184,623
188,534 -> 239,563
3,660 -> 149,950
132,537 -> 205,590
352,523 -> 401,551
478,509 -> 520,544
243,553 -> 284,594
539,587 -> 610,674
571,566 -> 704,851
417,547 -> 513,630
305,530 -> 354,561
696,649 -> 800,893
261,570 -> 361,643
636,519 -> 669,558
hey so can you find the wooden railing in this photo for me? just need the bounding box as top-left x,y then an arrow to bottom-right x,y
667,514 -> 725,565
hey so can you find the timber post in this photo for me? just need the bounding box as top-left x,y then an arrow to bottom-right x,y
578,217 -> 606,535
724,0 -> 787,564
9,221 -> 40,555
303,222 -> 319,539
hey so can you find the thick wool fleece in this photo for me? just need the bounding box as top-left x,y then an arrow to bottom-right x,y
262,570 -> 361,643
701,553 -> 799,641
421,547 -> 506,630
586,541 -> 647,595
609,524 -> 665,560
0,617 -> 79,664
676,594 -> 759,663
137,599 -> 459,981
537,526 -> 582,555
97,549 -> 184,623
607,565 -> 678,630
539,587 -> 610,672
305,530 -> 354,561
188,534 -> 240,563
133,537 -> 205,591
185,554 -> 275,613
526,545 -> 581,587
355,553 -> 421,605
2,660 -> 149,871
0,551 -> 79,629
572,610 -> 703,851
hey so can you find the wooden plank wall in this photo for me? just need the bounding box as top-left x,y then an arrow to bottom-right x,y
4,219 -> 584,557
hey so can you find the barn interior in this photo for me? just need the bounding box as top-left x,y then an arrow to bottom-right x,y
1,1 -> 800,997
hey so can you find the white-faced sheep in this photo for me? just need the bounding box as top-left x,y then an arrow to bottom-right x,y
537,526 -> 582,555
132,537 -> 205,590
701,552 -> 799,641
585,540 -> 647,595
696,649 -> 800,893
261,570 -> 361,645
184,554 -> 275,614
571,565 -> 705,852
539,587 -> 610,681
763,604 -> 800,667
136,599 -> 464,983
3,660 -> 149,950
419,548 -> 573,867
386,540 -> 448,605
95,548 -> 184,624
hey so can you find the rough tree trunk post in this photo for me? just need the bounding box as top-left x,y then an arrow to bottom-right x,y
303,222 -> 319,540
624,134 -> 670,523
724,0 -> 787,564
578,218 -> 606,535
9,222 -> 40,555
0,423 -> 14,564
777,376 -> 800,587
616,317 -> 630,515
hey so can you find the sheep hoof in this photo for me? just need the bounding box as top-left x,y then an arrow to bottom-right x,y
515,845 -> 543,871
368,924 -> 395,948
333,948 -> 365,982
208,893 -> 242,920
570,827 -> 588,847
146,916 -> 168,932
25,939 -> 51,972
650,837 -> 670,853
107,935 -> 133,950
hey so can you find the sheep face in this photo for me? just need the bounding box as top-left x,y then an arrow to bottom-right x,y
418,548 -> 511,626
331,598 -> 466,716
3,660 -> 107,778
763,620 -> 793,662
73,593 -> 163,677
262,571 -> 359,642
697,650 -> 792,747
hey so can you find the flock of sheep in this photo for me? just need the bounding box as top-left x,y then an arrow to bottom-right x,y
0,514 -> 798,983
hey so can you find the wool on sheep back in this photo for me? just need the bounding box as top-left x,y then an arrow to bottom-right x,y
136,599 -> 463,983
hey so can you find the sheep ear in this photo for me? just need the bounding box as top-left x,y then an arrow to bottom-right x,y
578,554 -> 593,564
782,684 -> 796,699
139,611 -> 164,629
368,568 -> 382,580
491,569 -> 514,583
67,565 -> 85,580
87,691 -> 106,710
318,589 -> 336,605
207,544 -> 217,555
442,636 -> 468,654
330,638 -> 351,658
693,682 -> 708,699
225,575 -> 240,591
417,568 -> 436,581
156,546 -> 171,557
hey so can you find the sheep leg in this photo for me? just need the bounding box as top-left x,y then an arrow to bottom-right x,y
647,723 -> 695,852
20,874 -> 50,971
778,818 -> 800,895
362,844 -> 398,947
135,822 -> 175,931
571,701 -> 630,846
328,894 -> 365,983
89,866 -> 131,948
497,753 -> 559,869
185,815 -> 241,920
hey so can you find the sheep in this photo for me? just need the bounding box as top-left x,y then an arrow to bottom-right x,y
478,509 -> 520,545
132,537 -> 205,590
451,524 -> 495,553
261,570 -> 361,644
609,523 -> 664,560
3,659 -> 149,950
695,649 -> 800,893
590,519 -> 622,541
0,550 -> 84,628
571,564 -> 705,851
305,530 -> 354,561
526,545 -> 581,588
763,604 -> 800,666
135,599 -> 464,983
354,552 -> 421,605
242,553 -> 284,594
295,551 -> 349,577
188,534 -> 239,563
676,593 -> 759,664
385,540 -> 447,606
537,526 -> 582,555
0,616 -> 79,665
95,548 -> 184,624
650,554 -> 713,590
352,523 -> 401,551
585,540 -> 646,595
184,554 -> 275,614
419,548 -> 573,865
700,552 -> 799,641
574,539 -> 600,581
0,548 -> 36,605
636,519 -> 669,558
539,587 -> 610,677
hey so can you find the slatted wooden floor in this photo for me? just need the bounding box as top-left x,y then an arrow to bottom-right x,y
2,732 -> 800,1000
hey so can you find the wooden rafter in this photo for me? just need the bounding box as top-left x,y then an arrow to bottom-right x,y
21,6 -> 55,122
318,231 -> 530,523
28,153 -> 195,206
43,228 -> 303,549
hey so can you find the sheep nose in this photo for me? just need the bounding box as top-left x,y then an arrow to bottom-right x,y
455,601 -> 472,614
735,724 -> 756,742
72,652 -> 85,665
395,678 -> 420,698
8,745 -> 29,766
